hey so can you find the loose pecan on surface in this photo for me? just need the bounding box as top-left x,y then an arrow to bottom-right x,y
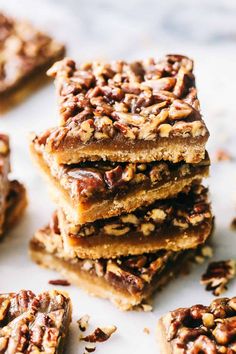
201,260 -> 236,296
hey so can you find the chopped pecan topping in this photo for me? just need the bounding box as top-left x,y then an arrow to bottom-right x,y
161,296 -> 236,352
81,326 -> 117,343
46,55 -> 208,142
201,260 -> 236,296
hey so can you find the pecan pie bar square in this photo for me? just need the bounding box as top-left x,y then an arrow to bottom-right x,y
0,134 -> 10,234
157,297 -> 236,353
41,55 -> 209,164
52,184 -> 213,259
29,185 -> 213,310
0,289 -> 72,353
0,12 -> 65,112
31,135 -> 210,225
30,228 -> 203,311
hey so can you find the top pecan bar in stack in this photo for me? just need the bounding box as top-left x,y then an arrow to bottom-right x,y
42,54 -> 209,164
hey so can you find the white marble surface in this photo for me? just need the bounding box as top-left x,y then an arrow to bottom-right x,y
0,0 -> 236,353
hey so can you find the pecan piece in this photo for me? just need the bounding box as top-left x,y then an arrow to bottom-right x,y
142,77 -> 176,92
140,222 -> 155,236
103,223 -> 130,236
168,99 -> 193,120
112,112 -> 145,126
78,119 -> 95,143
81,326 -> 117,343
48,279 -> 70,286
201,260 -> 236,296
67,168 -> 105,197
104,166 -> 123,188
77,314 -> 90,332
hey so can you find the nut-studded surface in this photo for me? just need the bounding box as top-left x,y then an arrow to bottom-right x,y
39,55 -> 209,164
0,289 -> 71,353
49,184 -> 213,259
0,134 -> 10,235
0,13 -> 65,100
157,297 -> 236,354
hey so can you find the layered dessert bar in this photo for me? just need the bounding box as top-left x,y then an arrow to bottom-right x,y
51,184 -> 213,259
30,231 -> 209,310
157,297 -> 236,353
31,136 -> 210,224
0,134 -> 10,234
43,55 -> 209,164
0,289 -> 71,353
0,12 -> 65,112
29,185 -> 212,310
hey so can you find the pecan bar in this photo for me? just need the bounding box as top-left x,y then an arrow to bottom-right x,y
0,12 -> 65,112
31,136 -> 210,224
0,134 -> 10,234
157,297 -> 236,353
30,230 -> 202,310
43,55 -> 209,164
0,289 -> 71,353
51,184 -> 213,259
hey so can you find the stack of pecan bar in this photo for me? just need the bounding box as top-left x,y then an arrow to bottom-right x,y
30,55 -> 213,310
0,134 -> 27,238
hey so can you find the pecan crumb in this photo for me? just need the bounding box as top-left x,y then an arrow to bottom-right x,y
201,260 -> 236,296
215,149 -> 232,162
194,245 -> 213,264
134,303 -> 153,312
143,327 -> 150,334
84,346 -> 96,353
81,325 -> 117,343
48,279 -> 71,286
77,314 -> 90,332
231,217 -> 236,230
